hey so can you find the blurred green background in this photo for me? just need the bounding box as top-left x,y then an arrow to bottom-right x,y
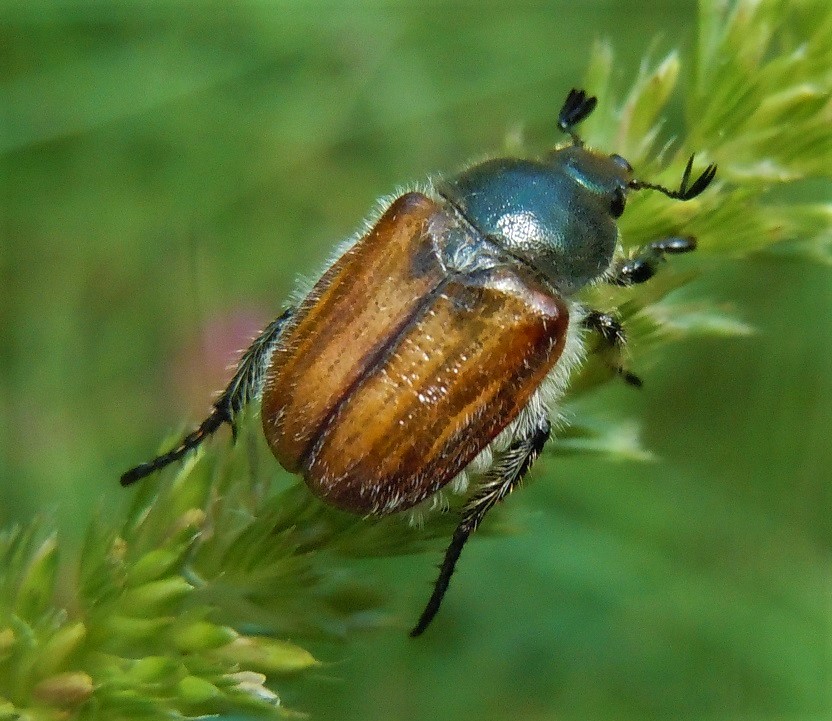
1,1 -> 830,719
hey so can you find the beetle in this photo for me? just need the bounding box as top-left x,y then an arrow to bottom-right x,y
122,88 -> 716,636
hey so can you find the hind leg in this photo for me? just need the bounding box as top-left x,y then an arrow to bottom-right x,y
121,307 -> 295,486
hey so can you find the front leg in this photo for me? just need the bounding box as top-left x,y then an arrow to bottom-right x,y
611,236 -> 696,286
121,307 -> 295,486
410,415 -> 552,637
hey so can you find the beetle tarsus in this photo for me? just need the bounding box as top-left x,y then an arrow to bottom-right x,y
410,522 -> 472,637
410,417 -> 552,637
120,409 -> 228,486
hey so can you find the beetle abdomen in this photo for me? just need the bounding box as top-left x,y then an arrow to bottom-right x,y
262,192 -> 569,514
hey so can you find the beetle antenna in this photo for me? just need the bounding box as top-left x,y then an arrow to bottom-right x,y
557,88 -> 597,146
630,154 -> 717,200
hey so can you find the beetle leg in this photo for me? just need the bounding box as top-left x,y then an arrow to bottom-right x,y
583,310 -> 642,387
593,236 -> 696,384
410,416 -> 552,637
611,236 -> 697,286
120,307 -> 295,486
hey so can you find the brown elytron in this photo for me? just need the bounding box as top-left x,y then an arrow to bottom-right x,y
262,192 -> 569,514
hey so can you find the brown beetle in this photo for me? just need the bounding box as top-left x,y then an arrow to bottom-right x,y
122,89 -> 716,636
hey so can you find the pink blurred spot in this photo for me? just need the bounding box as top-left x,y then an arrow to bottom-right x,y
170,306 -> 271,417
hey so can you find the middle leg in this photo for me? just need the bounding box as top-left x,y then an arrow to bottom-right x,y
585,234 -> 698,385
583,310 -> 642,387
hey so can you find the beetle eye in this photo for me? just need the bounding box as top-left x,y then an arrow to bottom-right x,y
610,188 -> 626,218
610,153 -> 633,173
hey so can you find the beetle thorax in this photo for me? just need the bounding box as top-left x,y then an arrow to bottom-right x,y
439,148 -> 629,295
